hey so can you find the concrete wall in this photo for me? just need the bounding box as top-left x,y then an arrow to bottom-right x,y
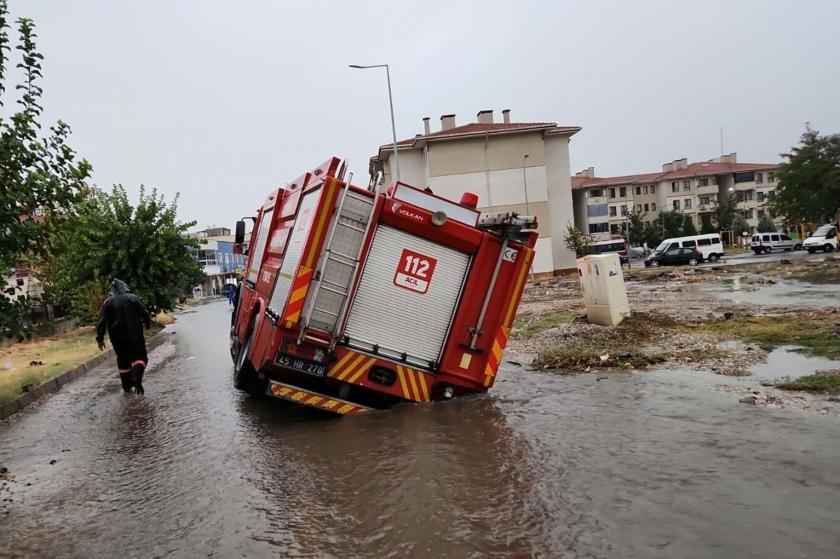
544,135 -> 577,271
385,148 -> 426,187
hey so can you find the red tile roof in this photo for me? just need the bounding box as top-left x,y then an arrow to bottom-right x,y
377,121 -> 581,154
571,161 -> 779,190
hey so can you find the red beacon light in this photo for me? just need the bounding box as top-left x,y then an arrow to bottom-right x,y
459,192 -> 479,209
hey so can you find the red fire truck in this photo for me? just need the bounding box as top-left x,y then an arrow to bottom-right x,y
230,157 -> 537,415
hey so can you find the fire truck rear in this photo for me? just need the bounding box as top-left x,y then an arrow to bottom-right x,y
230,157 -> 537,415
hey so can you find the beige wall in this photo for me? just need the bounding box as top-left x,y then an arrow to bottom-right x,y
427,133 -> 546,177
544,135 -> 577,270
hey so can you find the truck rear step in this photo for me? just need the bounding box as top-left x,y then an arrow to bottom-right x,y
266,380 -> 373,415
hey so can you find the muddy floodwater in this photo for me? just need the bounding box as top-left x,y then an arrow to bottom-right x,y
690,275 -> 840,308
2,301 -> 840,558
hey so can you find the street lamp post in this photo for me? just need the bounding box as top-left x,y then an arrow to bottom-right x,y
349,64 -> 400,183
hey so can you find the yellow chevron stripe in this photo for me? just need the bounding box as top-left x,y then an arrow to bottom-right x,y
323,399 -> 338,409
285,310 -> 301,322
407,368 -> 420,402
503,250 -> 533,327
417,372 -> 430,402
491,341 -> 503,362
396,366 -> 410,400
337,354 -> 368,381
288,283 -> 309,304
328,351 -> 358,378
292,391 -> 306,401
306,395 -> 322,405
304,178 -> 337,268
347,357 -> 376,384
337,404 -> 354,414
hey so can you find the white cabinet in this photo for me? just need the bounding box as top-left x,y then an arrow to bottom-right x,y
576,254 -> 630,326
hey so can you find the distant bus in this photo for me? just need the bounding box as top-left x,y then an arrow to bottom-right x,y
591,238 -> 628,264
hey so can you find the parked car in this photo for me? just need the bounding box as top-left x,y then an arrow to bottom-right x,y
591,238 -> 629,265
750,232 -> 801,253
803,224 -> 838,253
628,246 -> 646,259
652,234 -> 725,263
644,246 -> 702,267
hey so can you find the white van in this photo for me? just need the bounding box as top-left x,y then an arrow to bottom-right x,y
654,233 -> 725,263
750,232 -> 801,254
803,224 -> 838,253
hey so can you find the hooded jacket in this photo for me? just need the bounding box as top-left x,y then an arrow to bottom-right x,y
96,279 -> 151,345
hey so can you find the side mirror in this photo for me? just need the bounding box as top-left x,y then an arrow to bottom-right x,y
235,220 -> 246,244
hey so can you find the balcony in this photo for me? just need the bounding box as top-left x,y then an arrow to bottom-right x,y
698,202 -> 718,212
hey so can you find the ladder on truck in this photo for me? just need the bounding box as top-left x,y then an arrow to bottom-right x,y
299,174 -> 376,350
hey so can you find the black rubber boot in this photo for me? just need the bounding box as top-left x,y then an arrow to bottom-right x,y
130,364 -> 145,396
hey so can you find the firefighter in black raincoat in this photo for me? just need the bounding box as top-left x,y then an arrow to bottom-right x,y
96,279 -> 152,394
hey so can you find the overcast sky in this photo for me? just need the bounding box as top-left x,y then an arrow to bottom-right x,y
11,0 -> 840,230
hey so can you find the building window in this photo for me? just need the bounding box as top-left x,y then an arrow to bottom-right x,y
621,205 -> 628,217
16,278 -> 24,287
673,199 -> 681,210
635,186 -> 641,195
636,204 -> 643,212
587,203 -> 608,217
609,206 -> 617,217
682,180 -> 690,191
589,189 -> 603,198
699,178 -> 709,187
757,191 -> 767,203
609,187 -> 616,198
644,203 -> 649,212
652,203 -> 656,211
757,209 -> 765,218
619,187 -> 626,197
767,171 -> 775,183
700,196 -> 710,205
756,172 -> 763,184
588,223 -> 609,234
643,185 -> 649,194
671,182 -> 679,193
684,199 -> 692,209
734,171 -> 755,183
650,185 -> 656,194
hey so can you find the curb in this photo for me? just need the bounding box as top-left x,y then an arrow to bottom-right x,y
0,331 -> 170,421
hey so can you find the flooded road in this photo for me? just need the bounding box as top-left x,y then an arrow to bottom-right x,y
2,301 -> 840,558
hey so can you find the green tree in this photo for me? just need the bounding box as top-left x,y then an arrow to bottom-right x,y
682,214 -> 698,236
757,214 -> 777,233
700,213 -> 715,234
771,124 -> 840,223
563,222 -> 593,258
0,2 -> 92,338
626,211 -> 646,247
714,191 -> 738,231
732,214 -> 750,237
657,210 -> 684,238
642,221 -> 663,248
41,186 -> 203,322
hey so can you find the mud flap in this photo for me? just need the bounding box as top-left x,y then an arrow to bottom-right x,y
266,380 -> 373,415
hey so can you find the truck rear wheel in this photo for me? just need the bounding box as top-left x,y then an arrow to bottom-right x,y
234,315 -> 263,395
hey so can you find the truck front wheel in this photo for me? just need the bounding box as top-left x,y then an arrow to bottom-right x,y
234,315 -> 262,395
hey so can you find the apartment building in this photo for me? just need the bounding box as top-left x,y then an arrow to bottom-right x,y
192,227 -> 249,297
572,154 -> 780,241
369,110 -> 581,273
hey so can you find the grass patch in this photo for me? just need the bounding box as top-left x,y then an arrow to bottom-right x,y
513,310 -> 579,337
0,325 -> 163,406
776,370 -> 840,394
533,345 -> 665,371
695,313 -> 840,358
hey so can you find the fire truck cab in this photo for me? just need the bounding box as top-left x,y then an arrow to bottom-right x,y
230,157 -> 537,415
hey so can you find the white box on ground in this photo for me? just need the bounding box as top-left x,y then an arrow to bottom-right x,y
576,253 -> 631,326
